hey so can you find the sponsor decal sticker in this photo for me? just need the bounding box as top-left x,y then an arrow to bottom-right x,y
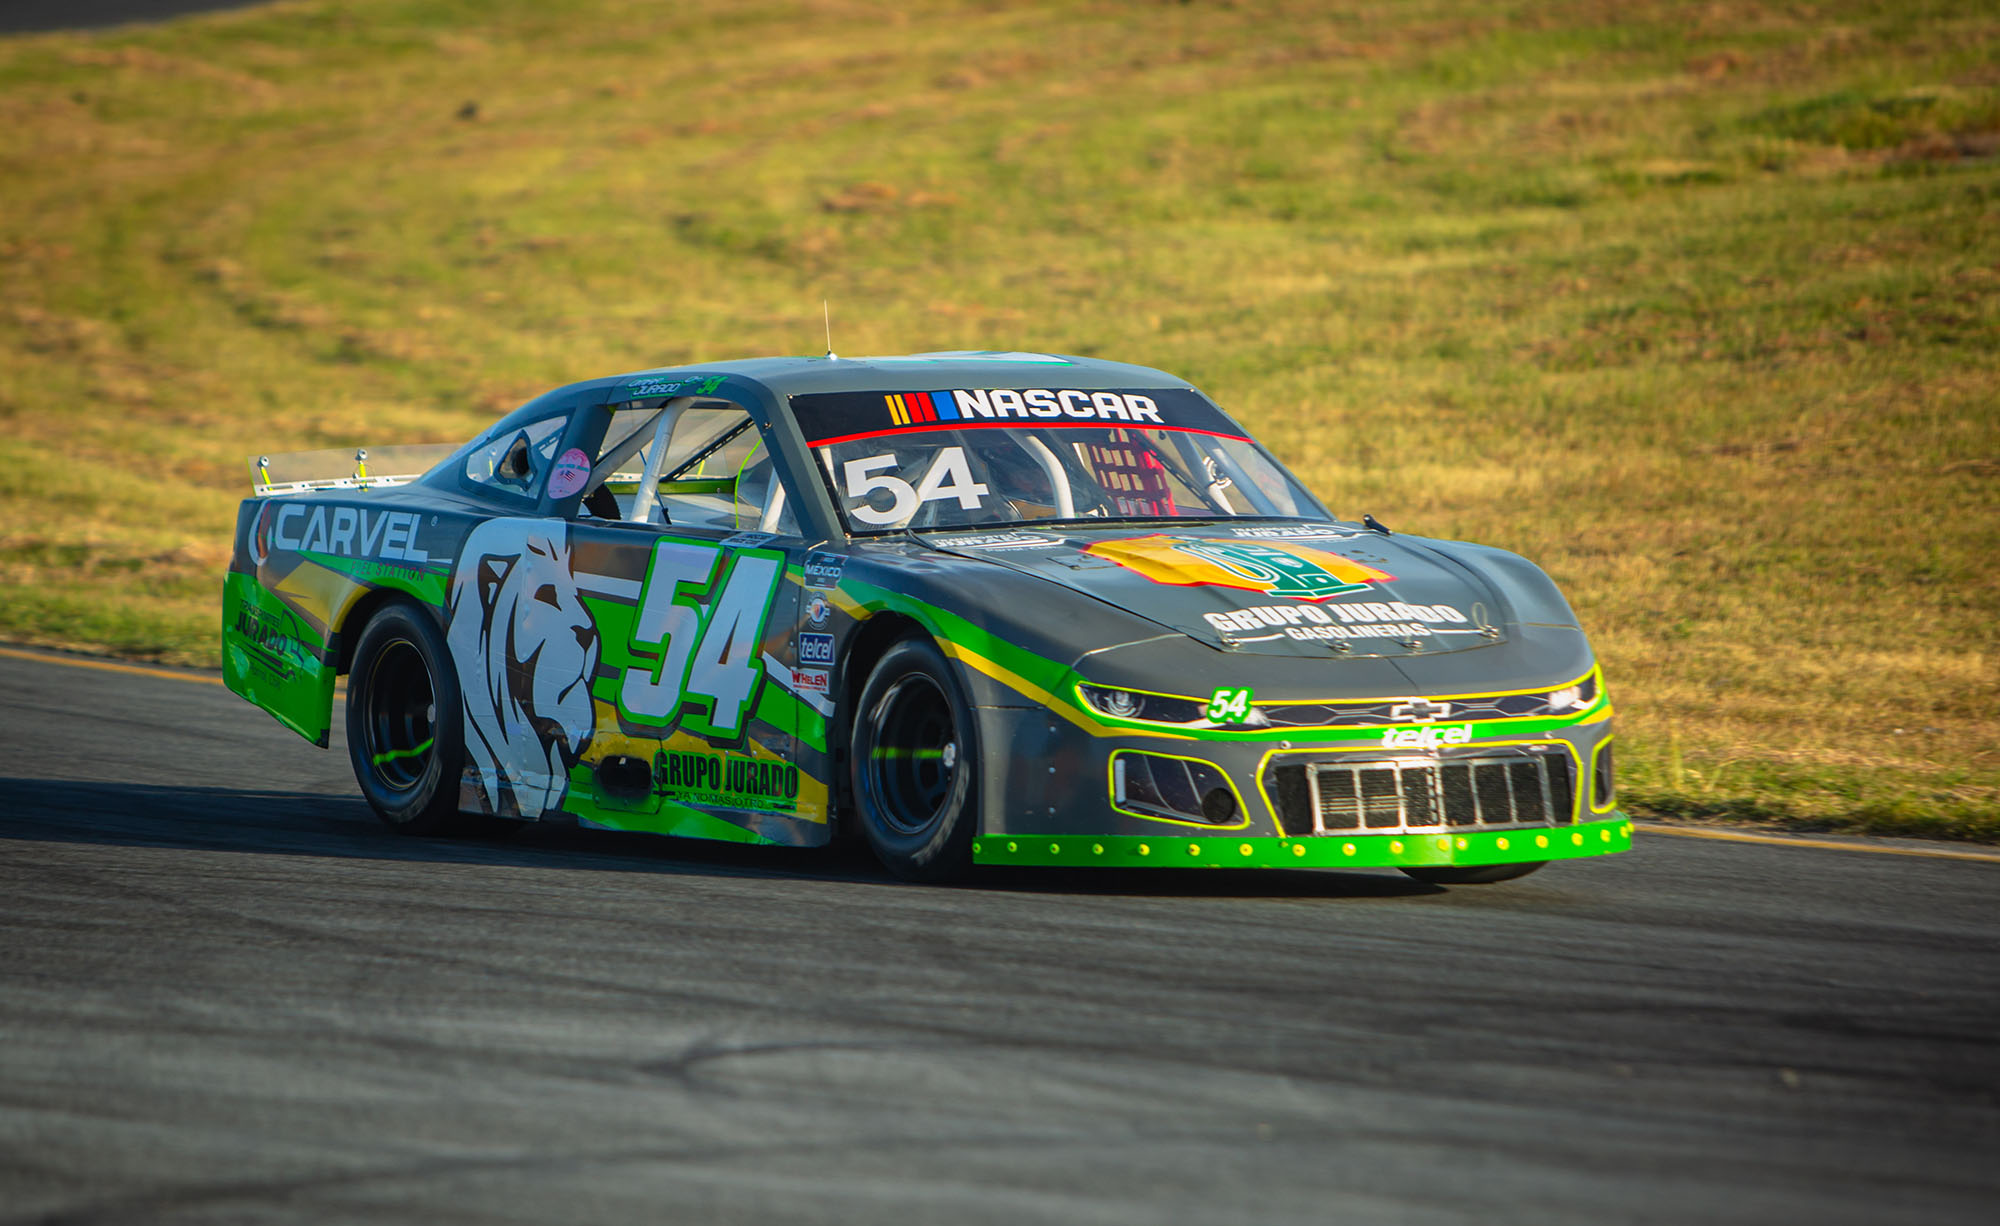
247,501 -> 279,566
944,530 -> 1064,551
1227,524 -> 1361,541
1201,601 -> 1474,641
1206,687 -> 1253,723
720,531 -> 778,548
624,373 -> 726,399
547,448 -> 591,499
652,748 -> 802,813
267,503 -> 430,564
791,387 -> 1246,446
878,389 -> 1168,426
798,632 -> 835,667
806,595 -> 831,626
802,552 -> 846,589
1087,535 -> 1392,602
794,668 -> 830,694
615,540 -> 784,740
230,602 -> 316,681
1380,724 -> 1473,750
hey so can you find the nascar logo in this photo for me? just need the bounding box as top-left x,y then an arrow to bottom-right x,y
883,389 -> 1167,426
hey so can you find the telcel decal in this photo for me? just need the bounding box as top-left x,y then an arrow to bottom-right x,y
1380,724 -> 1473,750
256,502 -> 430,564
1087,536 -> 1392,601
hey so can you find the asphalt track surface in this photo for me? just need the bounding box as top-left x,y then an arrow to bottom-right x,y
0,0 -> 263,35
2,647 -> 1997,1225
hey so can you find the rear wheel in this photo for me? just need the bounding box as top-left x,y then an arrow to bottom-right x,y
346,602 -> 465,836
850,637 -> 978,882
1400,860 -> 1546,885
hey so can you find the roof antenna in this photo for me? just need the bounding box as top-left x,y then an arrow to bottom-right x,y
823,300 -> 837,360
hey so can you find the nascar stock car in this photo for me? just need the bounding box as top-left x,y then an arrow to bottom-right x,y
222,351 -> 1630,883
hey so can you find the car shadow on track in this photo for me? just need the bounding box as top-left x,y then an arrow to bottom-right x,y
1,776 -> 1444,899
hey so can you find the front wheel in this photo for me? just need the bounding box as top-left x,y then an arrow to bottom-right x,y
346,601 -> 465,836
850,637 -> 979,882
1400,861 -> 1546,885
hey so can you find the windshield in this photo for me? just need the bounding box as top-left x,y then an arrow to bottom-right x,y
793,387 -> 1329,534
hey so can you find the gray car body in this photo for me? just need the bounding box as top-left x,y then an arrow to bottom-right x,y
224,351 -> 1622,867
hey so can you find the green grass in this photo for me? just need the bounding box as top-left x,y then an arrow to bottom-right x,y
1,0 -> 1995,840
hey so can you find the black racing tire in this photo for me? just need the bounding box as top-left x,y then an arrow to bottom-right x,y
850,636 -> 979,883
1400,860 -> 1547,885
345,601 -> 466,836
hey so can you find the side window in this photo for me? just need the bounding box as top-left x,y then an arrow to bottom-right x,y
464,414 -> 567,501
657,406 -> 799,536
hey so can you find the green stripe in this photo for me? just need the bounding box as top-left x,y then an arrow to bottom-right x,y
370,737 -> 433,766
298,551 -> 449,607
843,580 -> 1614,746
972,814 -> 1633,868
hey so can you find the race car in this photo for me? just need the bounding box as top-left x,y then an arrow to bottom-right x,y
222,351 -> 1630,883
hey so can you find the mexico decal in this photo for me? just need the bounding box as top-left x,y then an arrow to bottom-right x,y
1085,536 -> 1394,601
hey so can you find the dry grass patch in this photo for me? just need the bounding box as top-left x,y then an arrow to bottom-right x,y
0,0 -> 1994,837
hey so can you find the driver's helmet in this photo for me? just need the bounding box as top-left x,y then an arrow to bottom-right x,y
980,434 -> 1057,514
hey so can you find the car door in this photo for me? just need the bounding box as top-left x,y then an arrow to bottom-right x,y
556,397 -> 824,846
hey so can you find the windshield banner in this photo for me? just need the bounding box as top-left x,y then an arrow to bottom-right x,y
791,388 -> 1247,446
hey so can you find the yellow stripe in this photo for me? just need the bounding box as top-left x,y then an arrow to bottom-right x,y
936,640 -> 1195,742
0,644 -> 224,686
1637,822 -> 2000,864
885,394 -> 907,425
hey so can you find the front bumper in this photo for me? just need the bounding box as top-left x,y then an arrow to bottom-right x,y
971,812 -> 1631,868
970,697 -> 1627,869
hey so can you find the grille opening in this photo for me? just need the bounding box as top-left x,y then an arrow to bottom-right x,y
1268,765 -> 1313,837
1200,787 -> 1237,825
1594,743 -> 1615,809
1114,753 -> 1239,825
1272,752 -> 1577,835
1359,767 -> 1401,828
595,754 -> 652,801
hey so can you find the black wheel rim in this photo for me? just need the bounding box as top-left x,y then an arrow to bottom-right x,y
362,638 -> 437,793
863,674 -> 959,834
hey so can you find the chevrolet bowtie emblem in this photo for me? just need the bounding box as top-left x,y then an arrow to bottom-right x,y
1389,698 -> 1451,722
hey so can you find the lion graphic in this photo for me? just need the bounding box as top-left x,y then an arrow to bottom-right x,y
446,519 -> 600,819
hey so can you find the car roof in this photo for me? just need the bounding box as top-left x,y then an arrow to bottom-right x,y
542,351 -> 1195,407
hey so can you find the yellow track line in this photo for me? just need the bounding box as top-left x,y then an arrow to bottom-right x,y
0,644 -> 224,687
1637,822 -> 2000,864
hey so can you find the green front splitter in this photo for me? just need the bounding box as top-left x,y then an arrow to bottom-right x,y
972,813 -> 1632,869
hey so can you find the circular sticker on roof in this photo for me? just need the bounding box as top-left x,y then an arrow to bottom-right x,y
547,448 -> 590,499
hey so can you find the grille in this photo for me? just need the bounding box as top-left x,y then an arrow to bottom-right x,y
1266,752 -> 1575,836
1251,675 -> 1596,729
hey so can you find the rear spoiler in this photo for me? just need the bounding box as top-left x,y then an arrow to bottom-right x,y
247,444 -> 459,497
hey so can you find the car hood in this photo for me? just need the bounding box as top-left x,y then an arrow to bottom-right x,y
918,522 -> 1516,658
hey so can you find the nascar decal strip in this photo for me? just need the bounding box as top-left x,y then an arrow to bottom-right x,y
790,387 -> 1247,446
973,815 -> 1634,868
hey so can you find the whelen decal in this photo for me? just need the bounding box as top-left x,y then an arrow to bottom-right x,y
790,387 -> 1247,446
1086,536 -> 1393,602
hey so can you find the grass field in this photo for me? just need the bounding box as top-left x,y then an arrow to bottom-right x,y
1,0 -> 1994,839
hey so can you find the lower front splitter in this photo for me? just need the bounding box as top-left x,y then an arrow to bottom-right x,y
972,813 -> 1633,868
